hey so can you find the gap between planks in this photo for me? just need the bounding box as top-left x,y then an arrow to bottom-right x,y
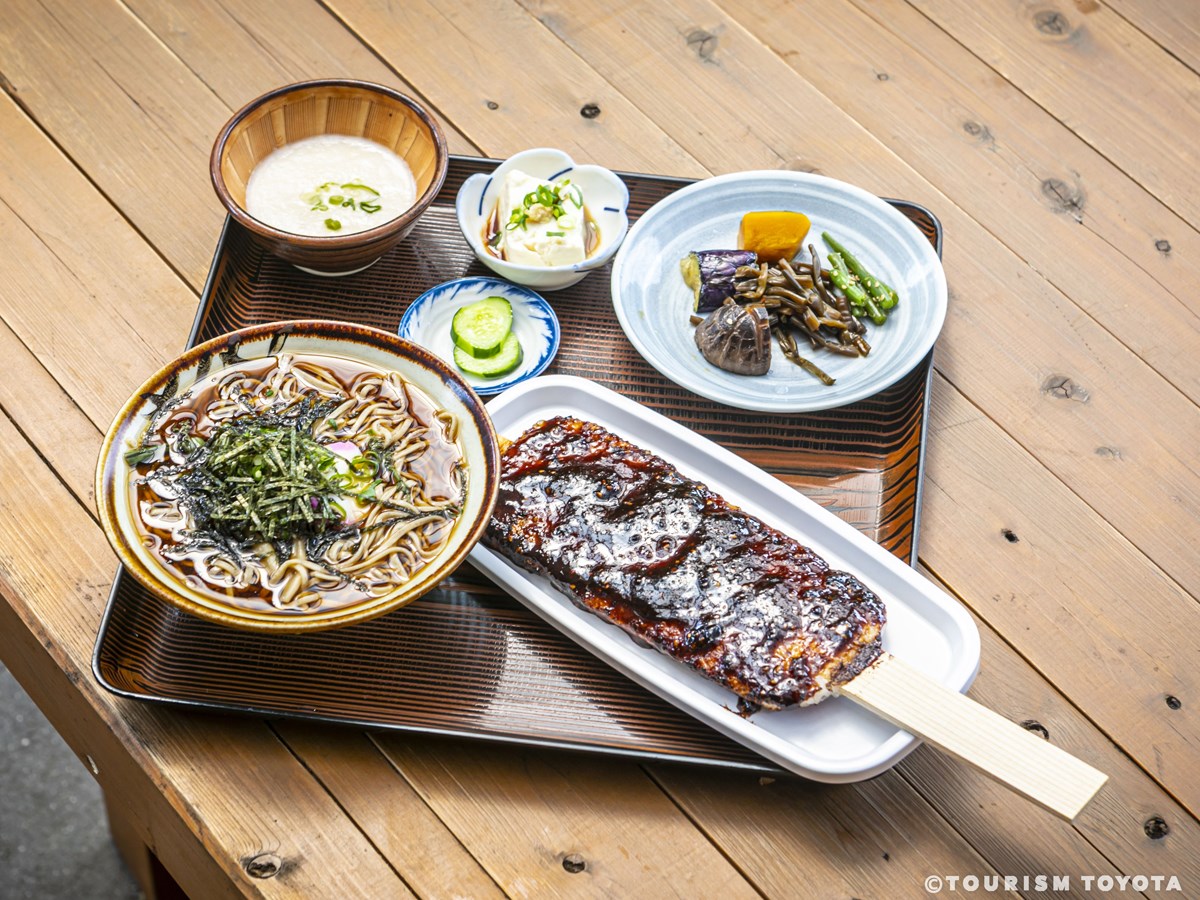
268,722 -> 421,896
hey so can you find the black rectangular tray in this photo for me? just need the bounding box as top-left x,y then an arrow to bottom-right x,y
93,156 -> 941,770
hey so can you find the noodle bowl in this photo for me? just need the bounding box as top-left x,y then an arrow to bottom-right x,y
97,320 -> 500,633
130,353 -> 465,614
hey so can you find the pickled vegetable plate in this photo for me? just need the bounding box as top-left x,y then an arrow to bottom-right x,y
610,170 -> 947,412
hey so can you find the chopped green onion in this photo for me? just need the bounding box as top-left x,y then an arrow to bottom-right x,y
546,231 -> 564,237
360,201 -> 381,213
125,446 -> 157,466
341,181 -> 380,196
324,218 -> 342,231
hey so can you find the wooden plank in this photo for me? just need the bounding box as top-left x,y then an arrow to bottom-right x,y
104,793 -> 164,900
369,735 -> 768,898
915,373 -> 1200,814
897,599 -> 1200,896
724,0 -> 1200,403
274,724 -> 505,899
0,0 -> 469,294
0,0 -> 230,286
1105,0 -> 1200,75
0,412 -> 411,899
121,0 -> 478,155
457,0 -> 1200,811
647,765 -> 1013,899
322,0 -> 708,177
907,0 -> 1200,226
0,96 -> 197,424
0,320 -> 104,511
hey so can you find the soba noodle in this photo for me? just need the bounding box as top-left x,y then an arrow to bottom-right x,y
128,353 -> 464,614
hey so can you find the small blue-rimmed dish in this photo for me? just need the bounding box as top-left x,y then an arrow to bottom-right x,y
399,277 -> 560,395
455,148 -> 629,291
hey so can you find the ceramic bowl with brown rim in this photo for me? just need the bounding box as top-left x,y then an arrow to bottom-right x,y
211,79 -> 448,276
96,320 -> 500,633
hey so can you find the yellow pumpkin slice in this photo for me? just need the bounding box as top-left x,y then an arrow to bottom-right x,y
737,210 -> 812,263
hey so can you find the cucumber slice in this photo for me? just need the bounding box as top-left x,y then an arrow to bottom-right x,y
454,332 -> 523,378
451,296 -> 514,358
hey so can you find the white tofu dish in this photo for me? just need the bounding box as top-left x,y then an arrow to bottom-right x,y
485,169 -> 599,266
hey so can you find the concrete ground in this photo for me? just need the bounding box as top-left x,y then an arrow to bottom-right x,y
0,662 -> 140,899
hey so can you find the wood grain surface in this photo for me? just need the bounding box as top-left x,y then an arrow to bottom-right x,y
0,0 -> 1196,897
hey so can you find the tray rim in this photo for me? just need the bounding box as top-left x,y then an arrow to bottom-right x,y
92,154 -> 944,773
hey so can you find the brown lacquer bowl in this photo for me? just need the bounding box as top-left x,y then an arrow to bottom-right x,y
211,79 -> 448,275
96,321 -> 500,633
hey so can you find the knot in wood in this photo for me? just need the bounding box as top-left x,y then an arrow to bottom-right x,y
1041,374 -> 1090,402
562,853 -> 587,874
1165,695 -> 1182,710
963,120 -> 982,136
580,103 -> 601,119
1144,816 -> 1169,839
1001,529 -> 1020,543
485,100 -> 499,110
1040,177 -> 1085,220
875,71 -> 890,81
245,853 -> 282,879
685,28 -> 719,61
1021,720 -> 1050,740
1155,239 -> 1171,254
1034,9 -> 1070,35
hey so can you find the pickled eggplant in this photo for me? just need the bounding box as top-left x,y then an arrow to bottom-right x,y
680,249 -> 757,312
694,298 -> 771,375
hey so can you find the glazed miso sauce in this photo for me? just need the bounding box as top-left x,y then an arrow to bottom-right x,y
129,354 -> 464,613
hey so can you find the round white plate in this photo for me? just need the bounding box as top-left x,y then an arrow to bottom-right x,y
399,277 -> 560,395
610,171 -> 947,412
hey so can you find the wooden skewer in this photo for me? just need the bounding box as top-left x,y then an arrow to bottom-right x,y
494,431 -> 1106,820
836,652 -> 1107,821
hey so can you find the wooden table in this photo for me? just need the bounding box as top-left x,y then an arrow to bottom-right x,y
2,1 -> 1198,896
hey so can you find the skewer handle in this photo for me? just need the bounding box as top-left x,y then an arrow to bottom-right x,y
837,652 -> 1107,821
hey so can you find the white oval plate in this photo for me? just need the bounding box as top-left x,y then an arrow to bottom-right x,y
399,277 -> 560,395
471,375 -> 979,782
610,171 -> 947,413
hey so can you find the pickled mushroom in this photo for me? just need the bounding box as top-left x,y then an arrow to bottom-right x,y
694,298 -> 771,375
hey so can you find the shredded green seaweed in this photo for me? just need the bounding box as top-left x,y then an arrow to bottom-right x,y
176,421 -> 347,542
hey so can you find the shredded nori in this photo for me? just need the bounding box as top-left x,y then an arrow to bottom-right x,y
139,393 -> 455,583
157,396 -> 344,543
176,423 -> 343,542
